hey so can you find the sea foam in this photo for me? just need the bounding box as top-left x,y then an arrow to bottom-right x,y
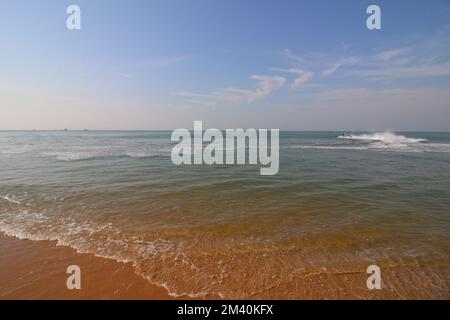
337,132 -> 427,144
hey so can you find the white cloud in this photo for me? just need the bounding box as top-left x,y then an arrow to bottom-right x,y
273,67 -> 314,88
322,57 -> 360,76
248,75 -> 286,100
175,75 -> 286,106
374,48 -> 410,61
292,71 -> 314,88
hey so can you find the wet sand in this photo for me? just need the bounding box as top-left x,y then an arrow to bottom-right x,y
0,233 -> 173,299
0,232 -> 448,300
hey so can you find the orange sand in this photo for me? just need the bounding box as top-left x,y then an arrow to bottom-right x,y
0,233 -> 448,300
0,233 -> 174,299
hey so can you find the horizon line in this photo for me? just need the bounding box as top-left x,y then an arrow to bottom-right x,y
1,129 -> 450,133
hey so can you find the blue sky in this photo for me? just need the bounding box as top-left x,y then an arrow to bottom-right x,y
1,0 -> 450,130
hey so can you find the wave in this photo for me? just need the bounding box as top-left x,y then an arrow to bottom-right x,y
337,132 -> 427,144
0,195 -> 21,204
286,132 -> 450,153
44,150 -> 170,161
289,143 -> 450,153
0,210 -> 207,298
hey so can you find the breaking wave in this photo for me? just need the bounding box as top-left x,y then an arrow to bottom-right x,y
0,195 -> 21,204
337,132 -> 427,144
286,132 -> 450,153
43,149 -> 170,161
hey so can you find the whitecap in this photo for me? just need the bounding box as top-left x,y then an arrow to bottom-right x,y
0,195 -> 21,204
337,132 -> 427,144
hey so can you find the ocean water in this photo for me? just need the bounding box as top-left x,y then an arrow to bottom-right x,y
0,130 -> 449,298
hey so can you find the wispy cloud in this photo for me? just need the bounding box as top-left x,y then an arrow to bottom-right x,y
291,71 -> 314,88
175,75 -> 286,106
280,49 -> 304,64
322,57 -> 360,76
116,55 -> 192,77
356,63 -> 450,79
329,32 -> 450,82
286,87 -> 450,131
134,55 -> 192,69
243,75 -> 286,101
278,48 -> 360,83
375,48 -> 410,61
273,67 -> 314,88
174,29 -> 450,108
114,55 -> 193,79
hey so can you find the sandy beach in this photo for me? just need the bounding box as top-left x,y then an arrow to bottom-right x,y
1,232 -> 448,300
0,233 -> 174,299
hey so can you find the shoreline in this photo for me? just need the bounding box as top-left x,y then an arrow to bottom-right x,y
0,232 -> 181,300
1,232 -> 448,300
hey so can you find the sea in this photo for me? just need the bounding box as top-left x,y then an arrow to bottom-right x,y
0,130 -> 449,298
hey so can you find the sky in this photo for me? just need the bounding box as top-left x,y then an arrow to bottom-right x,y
1,0 -> 450,131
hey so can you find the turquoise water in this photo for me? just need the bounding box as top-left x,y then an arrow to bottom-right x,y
0,131 -> 449,298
